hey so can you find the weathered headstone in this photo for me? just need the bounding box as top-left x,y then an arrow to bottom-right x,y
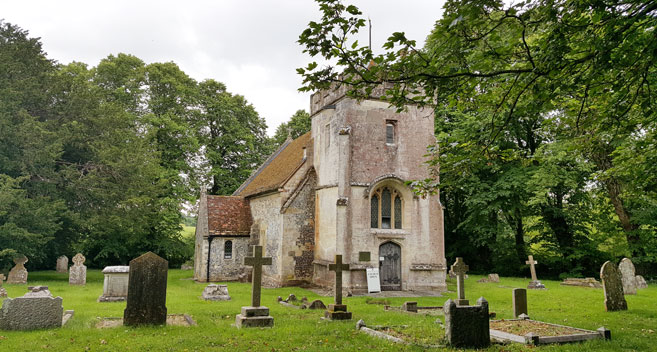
444,297 -> 490,349
635,275 -> 648,289
123,252 -> 168,326
0,287 -> 65,330
560,277 -> 602,288
201,284 -> 230,301
600,261 -> 628,311
98,266 -> 130,302
451,257 -> 469,305
325,254 -> 352,320
56,256 -> 68,273
512,288 -> 528,318
7,256 -> 28,284
235,245 -> 274,328
618,258 -> 637,295
526,255 -> 546,289
477,273 -> 500,283
0,274 -> 6,298
304,299 -> 327,310
68,253 -> 87,285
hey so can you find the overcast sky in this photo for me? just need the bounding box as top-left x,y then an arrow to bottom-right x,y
3,1 -> 445,135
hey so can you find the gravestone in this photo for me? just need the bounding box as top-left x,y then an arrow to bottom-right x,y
0,287 -> 65,330
235,245 -> 274,328
98,266 -> 130,302
526,255 -> 546,289
304,299 -> 327,310
7,256 -> 28,284
512,288 -> 528,318
477,273 -> 500,283
451,257 -> 469,305
635,275 -> 648,289
324,254 -> 352,320
600,261 -> 627,312
56,256 -> 68,273
0,274 -> 6,298
69,253 -> 87,285
618,258 -> 637,295
444,297 -> 490,349
202,284 -> 231,301
123,252 -> 168,326
560,277 -> 602,288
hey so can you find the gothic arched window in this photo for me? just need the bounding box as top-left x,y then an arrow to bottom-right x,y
371,186 -> 402,229
224,240 -> 233,259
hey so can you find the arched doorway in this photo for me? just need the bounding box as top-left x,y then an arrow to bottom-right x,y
379,242 -> 401,291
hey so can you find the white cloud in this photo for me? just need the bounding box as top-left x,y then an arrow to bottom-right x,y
3,0 -> 445,134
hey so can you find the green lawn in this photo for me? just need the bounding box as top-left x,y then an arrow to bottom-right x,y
0,271 -> 654,351
180,225 -> 195,238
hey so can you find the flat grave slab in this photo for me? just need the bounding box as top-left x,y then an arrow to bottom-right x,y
355,319 -> 445,348
95,314 -> 196,328
489,318 -> 610,345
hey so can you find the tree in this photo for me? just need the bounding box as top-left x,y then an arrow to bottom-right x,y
272,109 -> 311,147
195,79 -> 270,195
298,0 -> 657,264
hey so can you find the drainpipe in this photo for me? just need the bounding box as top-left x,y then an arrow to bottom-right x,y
206,237 -> 214,282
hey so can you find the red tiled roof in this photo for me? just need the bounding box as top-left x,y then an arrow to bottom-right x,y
234,132 -> 312,198
207,196 -> 252,236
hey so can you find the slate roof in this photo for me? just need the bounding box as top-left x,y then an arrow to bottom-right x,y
233,131 -> 312,198
207,196 -> 252,236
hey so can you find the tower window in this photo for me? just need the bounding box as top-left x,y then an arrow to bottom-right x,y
224,240 -> 233,259
386,122 -> 395,144
371,186 -> 403,229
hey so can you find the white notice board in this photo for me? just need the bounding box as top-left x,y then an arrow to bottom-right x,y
366,268 -> 381,293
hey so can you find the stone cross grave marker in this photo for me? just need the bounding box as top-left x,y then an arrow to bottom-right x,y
329,254 -> 350,305
123,252 -> 168,326
69,253 -> 87,285
244,245 -> 272,307
600,261 -> 627,311
56,256 -> 68,273
618,258 -> 637,295
235,245 -> 274,328
7,256 -> 28,284
526,255 -> 538,281
451,257 -> 469,305
325,254 -> 352,320
526,255 -> 546,289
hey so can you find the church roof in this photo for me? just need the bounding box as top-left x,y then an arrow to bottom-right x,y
234,131 -> 312,198
207,196 -> 252,236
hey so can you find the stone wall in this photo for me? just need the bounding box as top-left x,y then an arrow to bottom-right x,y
194,191 -> 209,281
207,237 -> 250,281
249,192 -> 284,287
282,171 -> 317,282
310,92 -> 446,293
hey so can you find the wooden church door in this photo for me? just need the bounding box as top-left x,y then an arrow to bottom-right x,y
379,242 -> 401,291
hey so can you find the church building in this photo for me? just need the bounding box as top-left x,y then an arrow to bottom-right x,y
194,85 -> 447,293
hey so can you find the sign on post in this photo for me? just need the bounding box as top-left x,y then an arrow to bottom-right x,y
366,268 -> 381,293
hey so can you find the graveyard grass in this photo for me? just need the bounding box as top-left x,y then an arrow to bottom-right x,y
0,271 -> 655,351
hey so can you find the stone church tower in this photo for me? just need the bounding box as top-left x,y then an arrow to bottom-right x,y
194,85 -> 447,293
